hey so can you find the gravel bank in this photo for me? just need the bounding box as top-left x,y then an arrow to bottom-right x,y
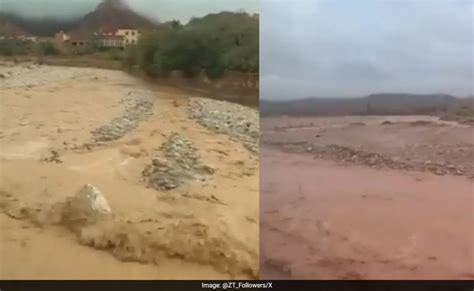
188,98 -> 259,154
91,90 -> 154,142
266,141 -> 471,178
142,133 -> 214,191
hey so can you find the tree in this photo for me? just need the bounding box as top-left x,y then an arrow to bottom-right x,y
39,41 -> 59,56
124,11 -> 258,78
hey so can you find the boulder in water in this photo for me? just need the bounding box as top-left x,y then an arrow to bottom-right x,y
62,184 -> 112,227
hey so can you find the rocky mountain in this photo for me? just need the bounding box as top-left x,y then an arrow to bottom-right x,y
260,93 -> 460,116
366,93 -> 455,114
0,14 -> 28,36
0,12 -> 81,37
0,0 -> 157,37
69,0 -> 157,37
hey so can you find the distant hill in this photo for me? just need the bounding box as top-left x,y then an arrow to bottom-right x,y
0,14 -> 27,36
69,0 -> 157,37
0,12 -> 81,37
260,93 -> 461,116
260,97 -> 369,116
366,93 -> 455,114
0,0 -> 157,37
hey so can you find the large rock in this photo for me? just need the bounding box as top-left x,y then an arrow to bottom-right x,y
62,184 -> 112,228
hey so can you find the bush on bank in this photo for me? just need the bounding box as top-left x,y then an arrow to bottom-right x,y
125,11 -> 259,79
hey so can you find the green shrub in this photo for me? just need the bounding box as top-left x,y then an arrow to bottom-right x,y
124,12 -> 258,78
39,41 -> 59,56
0,39 -> 34,56
108,49 -> 124,61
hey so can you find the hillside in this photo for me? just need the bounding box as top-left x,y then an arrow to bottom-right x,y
260,93 -> 463,116
0,0 -> 157,37
367,93 -> 455,115
0,12 -> 80,37
0,14 -> 27,36
260,97 -> 368,116
69,0 -> 157,37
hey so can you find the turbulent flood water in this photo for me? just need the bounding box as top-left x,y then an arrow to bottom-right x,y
0,63 -> 259,279
260,116 -> 474,280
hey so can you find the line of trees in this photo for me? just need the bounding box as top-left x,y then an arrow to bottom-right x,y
124,11 -> 258,79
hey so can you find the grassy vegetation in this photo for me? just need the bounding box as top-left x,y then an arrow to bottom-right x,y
125,11 -> 258,79
0,39 -> 36,56
0,39 -> 60,56
39,41 -> 59,55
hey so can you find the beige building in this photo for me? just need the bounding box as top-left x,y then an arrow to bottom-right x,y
115,29 -> 140,46
97,35 -> 125,48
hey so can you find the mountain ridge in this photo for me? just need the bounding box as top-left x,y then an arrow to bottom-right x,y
0,0 -> 157,37
69,0 -> 157,37
260,93 -> 470,116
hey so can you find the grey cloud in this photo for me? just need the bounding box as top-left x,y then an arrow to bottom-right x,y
261,0 -> 473,100
0,0 -> 258,22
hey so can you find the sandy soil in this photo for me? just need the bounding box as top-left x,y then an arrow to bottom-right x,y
0,63 -> 258,279
260,116 -> 473,279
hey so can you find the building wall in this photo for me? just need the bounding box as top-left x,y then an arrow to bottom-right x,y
98,38 -> 124,48
116,29 -> 139,45
70,40 -> 85,46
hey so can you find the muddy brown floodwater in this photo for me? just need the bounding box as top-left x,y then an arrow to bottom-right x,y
260,116 -> 473,280
0,62 -> 259,279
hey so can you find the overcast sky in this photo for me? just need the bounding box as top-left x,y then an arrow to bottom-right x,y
261,0 -> 473,100
0,0 -> 258,22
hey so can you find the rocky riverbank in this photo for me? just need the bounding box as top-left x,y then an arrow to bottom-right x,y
262,115 -> 474,178
142,133 -> 215,191
188,98 -> 259,155
91,90 -> 155,142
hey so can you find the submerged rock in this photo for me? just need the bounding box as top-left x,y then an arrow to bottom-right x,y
62,184 -> 112,228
